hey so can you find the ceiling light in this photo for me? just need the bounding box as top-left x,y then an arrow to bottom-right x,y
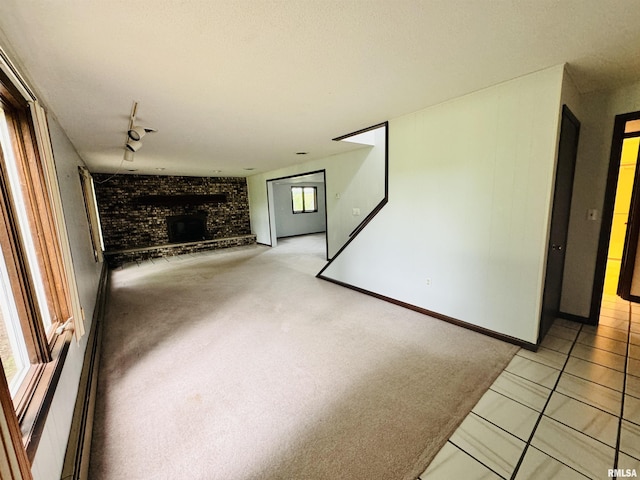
126,139 -> 142,152
123,150 -> 135,161
128,125 -> 158,141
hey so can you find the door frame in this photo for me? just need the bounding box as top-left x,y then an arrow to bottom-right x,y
617,132 -> 640,301
591,111 -> 640,319
265,170 -> 328,260
539,105 -> 580,342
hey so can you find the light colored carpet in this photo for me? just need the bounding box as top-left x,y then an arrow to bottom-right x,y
89,234 -> 518,480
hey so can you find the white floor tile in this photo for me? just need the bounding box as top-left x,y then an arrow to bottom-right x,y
422,297 -> 638,480
629,357 -> 640,378
531,416 -> 615,479
564,357 -> 625,391
553,319 -> 581,331
544,392 -> 619,447
624,394 -> 640,426
600,306 -> 629,318
576,331 -> 628,356
581,324 -> 628,343
620,420 -> 640,460
517,347 -> 567,370
540,334 -> 573,354
419,442 -> 501,480
618,453 -> 640,474
571,343 -> 626,372
548,324 -> 579,341
515,446 -> 589,480
490,371 -> 551,412
599,314 -> 629,330
556,373 -> 622,416
628,375 -> 640,399
450,413 -> 525,479
472,389 -> 539,441
505,356 -> 561,389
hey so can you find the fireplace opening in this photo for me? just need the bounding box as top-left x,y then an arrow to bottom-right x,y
167,214 -> 208,243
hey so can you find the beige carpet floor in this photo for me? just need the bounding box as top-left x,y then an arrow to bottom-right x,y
89,234 -> 518,480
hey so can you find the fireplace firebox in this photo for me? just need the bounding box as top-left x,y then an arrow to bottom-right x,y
167,214 -> 208,243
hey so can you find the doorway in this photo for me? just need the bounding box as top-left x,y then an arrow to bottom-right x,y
592,112 -> 640,321
605,130 -> 640,299
539,106 -> 580,342
266,170 -> 328,260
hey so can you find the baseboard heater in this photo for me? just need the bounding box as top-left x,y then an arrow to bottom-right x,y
60,264 -> 109,480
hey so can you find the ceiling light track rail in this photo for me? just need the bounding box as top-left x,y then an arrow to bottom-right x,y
123,100 -> 157,162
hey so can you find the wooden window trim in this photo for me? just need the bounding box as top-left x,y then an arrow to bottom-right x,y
0,124 -> 49,365
78,166 -> 104,263
0,66 -> 75,463
16,330 -> 71,461
0,358 -> 32,479
4,101 -> 71,331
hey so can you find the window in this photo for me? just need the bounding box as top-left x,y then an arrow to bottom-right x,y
291,186 -> 317,213
0,66 -> 76,462
79,166 -> 104,262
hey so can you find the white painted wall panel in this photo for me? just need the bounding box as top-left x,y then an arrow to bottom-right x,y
321,66 -> 565,343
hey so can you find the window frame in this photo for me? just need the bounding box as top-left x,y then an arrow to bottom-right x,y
291,185 -> 318,214
78,166 -> 104,263
0,67 -> 74,462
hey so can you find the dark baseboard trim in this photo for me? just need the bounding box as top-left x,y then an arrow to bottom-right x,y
60,263 -> 109,480
557,311 -> 593,325
317,274 -> 538,351
276,231 -> 327,240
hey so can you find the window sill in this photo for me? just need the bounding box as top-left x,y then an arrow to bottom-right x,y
13,328 -> 72,461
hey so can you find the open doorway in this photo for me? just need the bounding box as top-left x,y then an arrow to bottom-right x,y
266,170 -> 328,260
593,112 -> 640,322
604,128 -> 640,299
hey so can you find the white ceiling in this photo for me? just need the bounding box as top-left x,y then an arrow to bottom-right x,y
1,1 -> 640,177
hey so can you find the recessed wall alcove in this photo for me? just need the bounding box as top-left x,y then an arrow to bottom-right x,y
93,174 -> 255,266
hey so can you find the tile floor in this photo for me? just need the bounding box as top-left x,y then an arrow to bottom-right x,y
420,295 -> 640,479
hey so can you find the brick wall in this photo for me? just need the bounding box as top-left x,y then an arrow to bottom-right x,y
93,174 -> 251,251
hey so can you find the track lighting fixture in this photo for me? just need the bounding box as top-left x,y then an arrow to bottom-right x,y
126,139 -> 143,152
128,125 -> 157,141
121,101 -> 157,162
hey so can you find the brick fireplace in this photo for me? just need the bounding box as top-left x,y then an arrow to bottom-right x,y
93,174 -> 255,266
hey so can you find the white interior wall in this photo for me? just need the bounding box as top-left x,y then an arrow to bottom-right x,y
248,126 -> 386,258
321,66 -> 565,344
560,78 -> 640,316
30,116 -> 103,480
273,181 -> 326,238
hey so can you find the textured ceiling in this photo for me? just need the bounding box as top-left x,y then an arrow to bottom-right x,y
1,1 -> 640,177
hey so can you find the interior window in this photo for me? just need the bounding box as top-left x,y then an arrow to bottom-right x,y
291,186 -> 317,213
